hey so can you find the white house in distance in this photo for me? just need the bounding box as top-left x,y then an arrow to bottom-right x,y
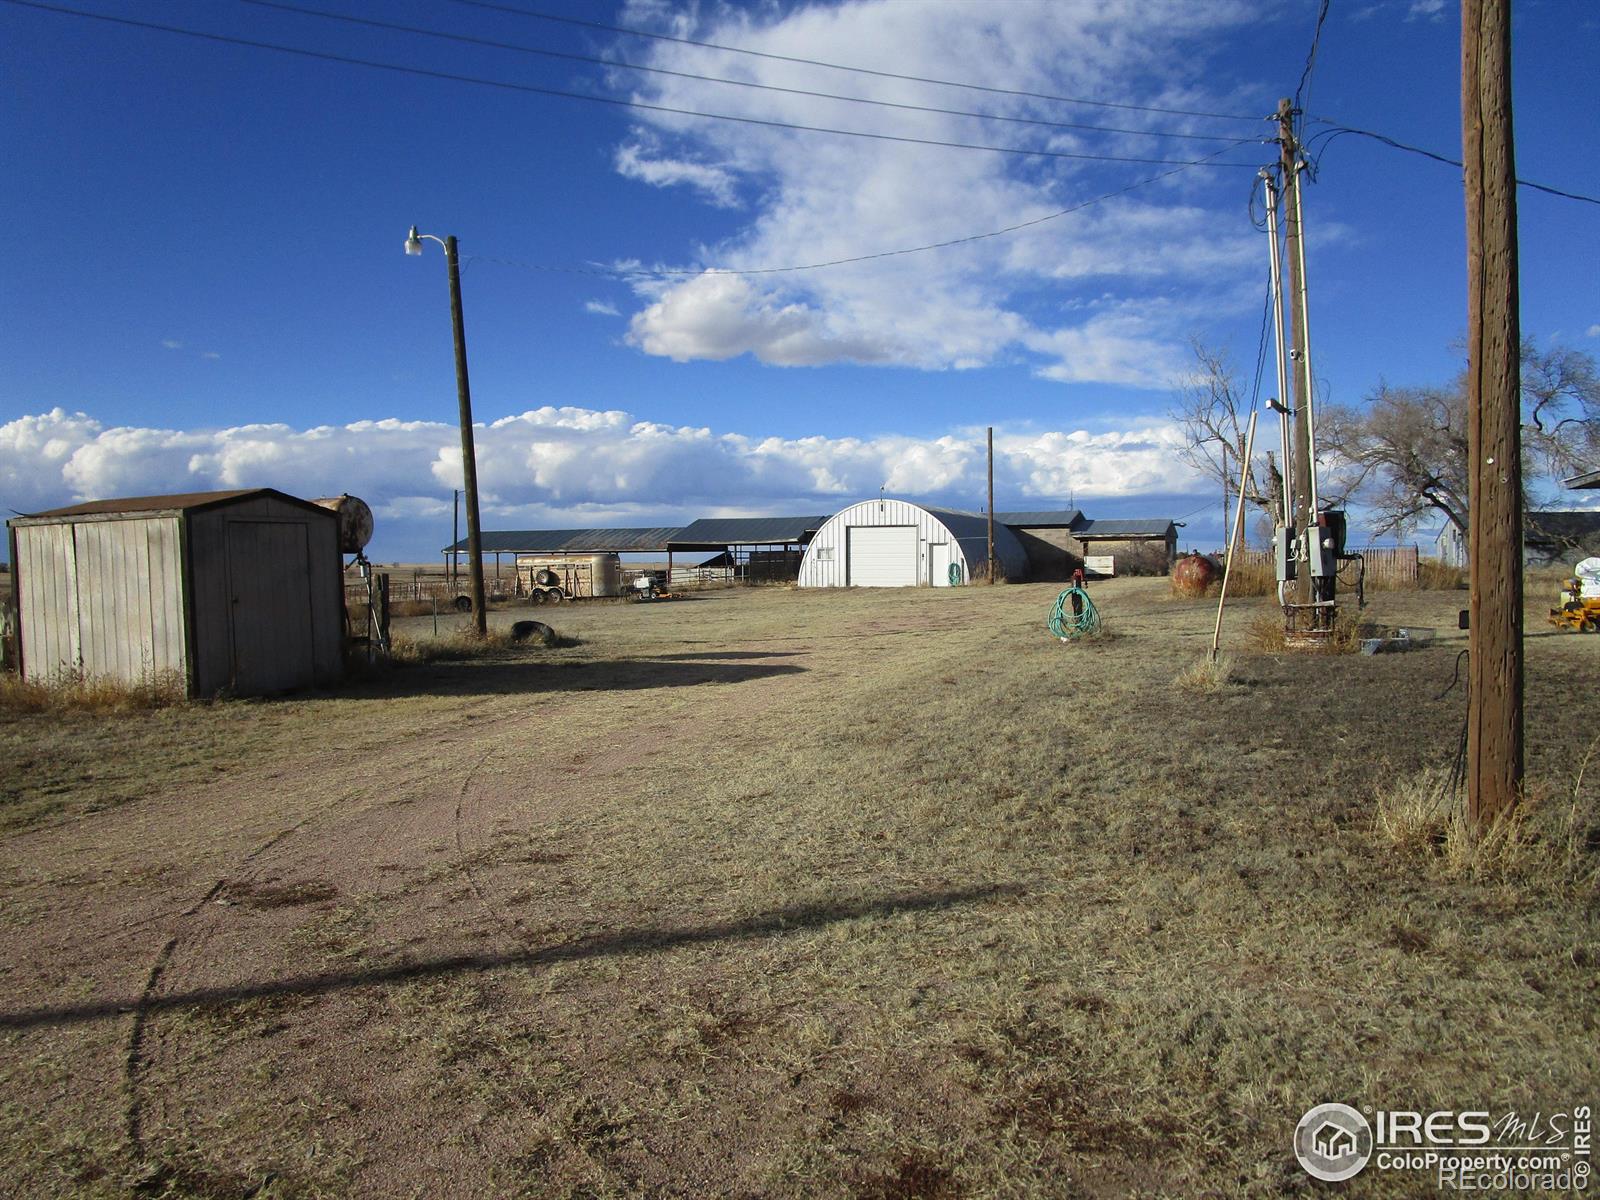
797,499 -> 1029,587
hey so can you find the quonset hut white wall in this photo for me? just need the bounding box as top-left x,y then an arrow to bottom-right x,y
797,499 -> 1029,587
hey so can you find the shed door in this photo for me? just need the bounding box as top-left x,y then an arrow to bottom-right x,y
847,525 -> 917,587
225,521 -> 315,694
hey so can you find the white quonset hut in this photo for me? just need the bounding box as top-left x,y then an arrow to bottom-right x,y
797,499 -> 1029,587
7,489 -> 344,696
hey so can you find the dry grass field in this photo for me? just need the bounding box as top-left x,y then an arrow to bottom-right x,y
0,579 -> 1595,1198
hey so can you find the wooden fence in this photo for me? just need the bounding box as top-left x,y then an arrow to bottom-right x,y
1229,545 -> 1419,586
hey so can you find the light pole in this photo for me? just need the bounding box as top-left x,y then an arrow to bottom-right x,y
406,225 -> 487,637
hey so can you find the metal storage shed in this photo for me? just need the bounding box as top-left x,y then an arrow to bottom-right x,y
7,489 -> 343,696
797,499 -> 1028,587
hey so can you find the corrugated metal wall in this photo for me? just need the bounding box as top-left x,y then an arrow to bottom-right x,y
188,496 -> 343,695
797,500 -> 1029,587
14,516 -> 187,684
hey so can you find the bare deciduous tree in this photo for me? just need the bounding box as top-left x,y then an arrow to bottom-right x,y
1171,340 -> 1283,527
1319,339 -> 1598,538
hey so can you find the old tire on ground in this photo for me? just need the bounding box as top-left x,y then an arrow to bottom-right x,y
453,595 -> 472,612
509,620 -> 555,645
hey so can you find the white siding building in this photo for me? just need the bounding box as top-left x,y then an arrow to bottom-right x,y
8,489 -> 343,696
797,499 -> 1029,587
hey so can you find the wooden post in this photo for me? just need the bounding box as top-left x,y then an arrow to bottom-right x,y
1279,98 -> 1315,615
1462,0 -> 1523,826
1211,413 -> 1258,660
375,572 -> 391,653
986,426 -> 996,583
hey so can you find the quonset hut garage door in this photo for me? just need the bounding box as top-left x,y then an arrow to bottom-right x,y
847,525 -> 917,586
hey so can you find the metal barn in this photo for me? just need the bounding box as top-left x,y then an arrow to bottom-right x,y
797,499 -> 1029,587
7,489 -> 344,696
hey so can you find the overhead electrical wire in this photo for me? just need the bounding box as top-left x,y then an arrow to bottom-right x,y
239,0 -> 1250,144
467,138 -> 1259,279
1,0 -> 1264,170
1292,0 -> 1331,131
1306,119 -> 1600,206
446,0 -> 1265,124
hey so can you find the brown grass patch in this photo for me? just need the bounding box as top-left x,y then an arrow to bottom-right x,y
0,668 -> 187,714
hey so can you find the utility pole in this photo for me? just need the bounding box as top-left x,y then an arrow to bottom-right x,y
1462,0 -> 1523,825
1279,99 -> 1315,619
986,426 -> 996,583
407,226 -> 488,638
445,237 -> 489,638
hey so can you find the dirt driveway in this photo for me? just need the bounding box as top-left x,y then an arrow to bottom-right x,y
2,581 -> 1595,1198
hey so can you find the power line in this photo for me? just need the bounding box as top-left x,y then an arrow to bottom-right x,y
467,139 -> 1259,279
1306,119 -> 1600,206
240,0 -> 1249,144
1,0 -> 1265,170
1292,0 -> 1331,126
446,0 -> 1265,124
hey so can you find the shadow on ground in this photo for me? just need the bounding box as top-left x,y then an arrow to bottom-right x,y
0,882 -> 1023,1032
329,656 -> 807,700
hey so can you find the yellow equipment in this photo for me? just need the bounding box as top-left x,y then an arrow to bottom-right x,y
1549,556 -> 1600,633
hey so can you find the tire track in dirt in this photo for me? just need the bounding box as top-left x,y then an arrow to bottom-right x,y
123,787 -> 363,1156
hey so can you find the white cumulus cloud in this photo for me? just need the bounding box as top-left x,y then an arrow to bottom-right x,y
2,405 -> 1211,558
605,0 -> 1264,385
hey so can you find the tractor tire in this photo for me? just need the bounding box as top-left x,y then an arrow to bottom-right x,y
454,595 -> 472,612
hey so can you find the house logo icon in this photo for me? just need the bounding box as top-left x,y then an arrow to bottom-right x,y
1294,1103 -> 1373,1182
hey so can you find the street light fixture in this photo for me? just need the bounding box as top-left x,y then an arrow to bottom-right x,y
406,224 -> 488,637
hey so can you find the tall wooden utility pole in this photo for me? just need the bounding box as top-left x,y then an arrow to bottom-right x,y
986,427 -> 997,583
1462,0 -> 1523,826
1278,98 -> 1315,615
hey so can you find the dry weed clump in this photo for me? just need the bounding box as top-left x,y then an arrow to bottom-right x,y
0,668 -> 186,714
1374,748 -> 1600,892
1244,605 -> 1362,654
386,628 -> 517,664
1173,653 -> 1234,693
1416,559 -> 1467,590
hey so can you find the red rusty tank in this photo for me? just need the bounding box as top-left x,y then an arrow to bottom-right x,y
1170,552 -> 1219,598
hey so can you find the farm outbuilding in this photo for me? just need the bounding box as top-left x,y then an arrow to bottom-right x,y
7,489 -> 343,696
797,499 -> 1028,587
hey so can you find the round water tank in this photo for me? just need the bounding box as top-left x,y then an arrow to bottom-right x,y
314,494 -> 374,554
1170,552 -> 1219,598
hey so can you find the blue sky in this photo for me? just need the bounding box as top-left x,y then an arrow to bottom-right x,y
3,0 -> 1596,562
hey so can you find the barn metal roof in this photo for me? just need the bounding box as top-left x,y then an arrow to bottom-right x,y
1525,510 -> 1600,545
1073,518 -> 1176,539
14,488 -> 334,522
995,509 -> 1083,528
669,515 -> 829,547
1565,469 -> 1600,490
443,527 -> 685,554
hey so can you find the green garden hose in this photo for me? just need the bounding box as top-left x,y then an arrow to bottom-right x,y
1049,585 -> 1101,640
948,562 -> 964,586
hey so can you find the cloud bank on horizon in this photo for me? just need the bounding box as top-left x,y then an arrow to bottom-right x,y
602,0 -> 1266,386
1,407 -> 1203,555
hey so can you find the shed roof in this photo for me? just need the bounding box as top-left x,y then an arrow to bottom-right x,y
1564,469 -> 1600,490
444,527 -> 684,554
1073,518 -> 1176,539
1526,510 -> 1600,545
669,515 -> 828,547
14,488 -> 334,522
995,509 -> 1083,528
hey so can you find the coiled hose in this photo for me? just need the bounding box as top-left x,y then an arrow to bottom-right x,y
1049,585 -> 1101,640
